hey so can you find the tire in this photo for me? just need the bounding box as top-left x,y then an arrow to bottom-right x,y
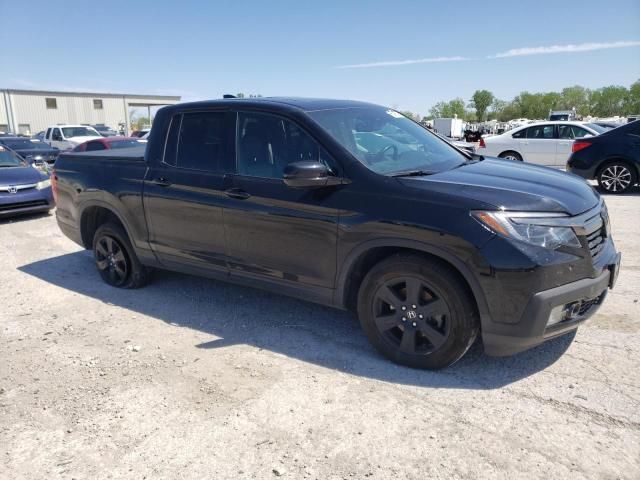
498,151 -> 523,161
92,222 -> 151,288
597,161 -> 637,194
357,254 -> 479,369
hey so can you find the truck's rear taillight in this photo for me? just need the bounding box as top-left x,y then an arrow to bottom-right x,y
572,140 -> 592,153
51,169 -> 58,203
479,137 -> 486,148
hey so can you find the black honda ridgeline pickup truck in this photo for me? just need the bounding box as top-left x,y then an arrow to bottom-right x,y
53,98 -> 621,369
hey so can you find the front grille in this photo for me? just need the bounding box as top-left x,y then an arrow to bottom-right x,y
578,294 -> 602,316
0,200 -> 48,212
586,226 -> 605,259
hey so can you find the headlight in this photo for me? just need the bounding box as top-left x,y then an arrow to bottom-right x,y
36,179 -> 51,190
472,210 -> 581,250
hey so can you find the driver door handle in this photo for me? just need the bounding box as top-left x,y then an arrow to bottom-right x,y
152,177 -> 172,187
225,188 -> 251,200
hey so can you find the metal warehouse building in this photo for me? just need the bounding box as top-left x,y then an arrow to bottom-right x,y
0,88 -> 181,136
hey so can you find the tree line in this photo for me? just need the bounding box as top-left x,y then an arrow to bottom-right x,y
402,80 -> 640,123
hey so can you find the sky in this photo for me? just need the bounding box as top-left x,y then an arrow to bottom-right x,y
1,0 -> 640,116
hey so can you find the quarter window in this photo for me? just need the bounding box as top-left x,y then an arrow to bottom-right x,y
175,111 -> 226,171
236,112 -> 327,178
45,98 -> 57,109
511,128 -> 526,139
527,125 -> 555,139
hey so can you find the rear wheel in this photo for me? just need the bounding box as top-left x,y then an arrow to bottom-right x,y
93,222 -> 151,288
498,151 -> 523,161
597,161 -> 636,194
357,254 -> 479,369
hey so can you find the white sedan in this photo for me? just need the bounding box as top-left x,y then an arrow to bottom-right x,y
478,121 -> 606,168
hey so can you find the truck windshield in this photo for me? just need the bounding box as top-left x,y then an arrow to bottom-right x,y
0,148 -> 24,167
308,107 -> 467,175
62,127 -> 99,137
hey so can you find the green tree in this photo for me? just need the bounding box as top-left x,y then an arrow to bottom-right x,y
590,86 -> 629,117
470,90 -> 494,121
559,85 -> 590,116
623,80 -> 640,114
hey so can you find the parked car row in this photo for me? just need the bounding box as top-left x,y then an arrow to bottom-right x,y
477,119 -> 639,193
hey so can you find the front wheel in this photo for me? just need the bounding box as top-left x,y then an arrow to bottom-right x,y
597,162 -> 637,194
93,222 -> 151,288
357,254 -> 479,369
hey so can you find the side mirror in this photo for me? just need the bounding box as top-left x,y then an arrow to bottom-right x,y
283,161 -> 344,188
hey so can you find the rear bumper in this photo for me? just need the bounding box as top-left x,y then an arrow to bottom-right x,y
482,266 -> 614,356
56,214 -> 83,246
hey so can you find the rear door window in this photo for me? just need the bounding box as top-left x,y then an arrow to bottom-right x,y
175,111 -> 227,172
527,125 -> 555,139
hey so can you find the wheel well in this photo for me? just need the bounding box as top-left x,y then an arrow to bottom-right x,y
342,247 -> 479,317
498,150 -> 522,160
80,206 -> 124,249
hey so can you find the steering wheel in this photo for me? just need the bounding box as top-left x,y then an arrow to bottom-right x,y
376,144 -> 399,161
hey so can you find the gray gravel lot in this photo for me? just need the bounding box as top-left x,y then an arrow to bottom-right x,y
1,193 -> 639,479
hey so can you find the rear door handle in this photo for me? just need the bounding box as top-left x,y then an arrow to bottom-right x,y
152,177 -> 172,187
225,188 -> 251,200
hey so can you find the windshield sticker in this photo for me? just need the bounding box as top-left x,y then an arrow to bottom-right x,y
386,110 -> 404,118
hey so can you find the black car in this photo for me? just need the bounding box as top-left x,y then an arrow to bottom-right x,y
567,120 -> 640,194
0,137 -> 59,166
53,98 -> 620,369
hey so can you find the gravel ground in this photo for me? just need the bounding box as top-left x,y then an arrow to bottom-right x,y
1,194 -> 639,480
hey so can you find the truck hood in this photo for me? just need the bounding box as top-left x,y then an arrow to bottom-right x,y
67,135 -> 102,144
398,158 -> 599,215
0,165 -> 46,185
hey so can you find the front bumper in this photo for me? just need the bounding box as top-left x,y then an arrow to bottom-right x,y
482,262 -> 617,356
0,187 -> 54,217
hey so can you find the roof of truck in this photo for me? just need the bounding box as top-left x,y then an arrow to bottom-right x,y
173,97 -> 381,112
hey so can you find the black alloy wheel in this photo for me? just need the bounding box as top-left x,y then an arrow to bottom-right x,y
358,254 -> 479,369
95,234 -> 129,287
372,276 -> 451,355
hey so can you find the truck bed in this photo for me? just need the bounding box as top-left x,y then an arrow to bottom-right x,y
58,145 -> 146,162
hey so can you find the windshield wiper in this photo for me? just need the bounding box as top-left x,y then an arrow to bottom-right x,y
388,169 -> 436,177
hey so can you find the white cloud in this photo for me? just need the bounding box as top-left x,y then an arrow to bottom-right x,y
335,56 -> 468,69
490,40 -> 640,58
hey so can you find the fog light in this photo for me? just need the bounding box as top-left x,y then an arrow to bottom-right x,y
548,305 -> 565,326
547,301 -> 582,327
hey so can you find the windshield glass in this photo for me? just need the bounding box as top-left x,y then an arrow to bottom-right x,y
62,127 -> 99,137
0,147 -> 24,167
585,123 -> 610,134
2,139 -> 50,150
109,139 -> 142,149
307,107 -> 467,175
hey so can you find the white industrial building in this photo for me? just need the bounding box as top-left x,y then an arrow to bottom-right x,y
0,88 -> 181,135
